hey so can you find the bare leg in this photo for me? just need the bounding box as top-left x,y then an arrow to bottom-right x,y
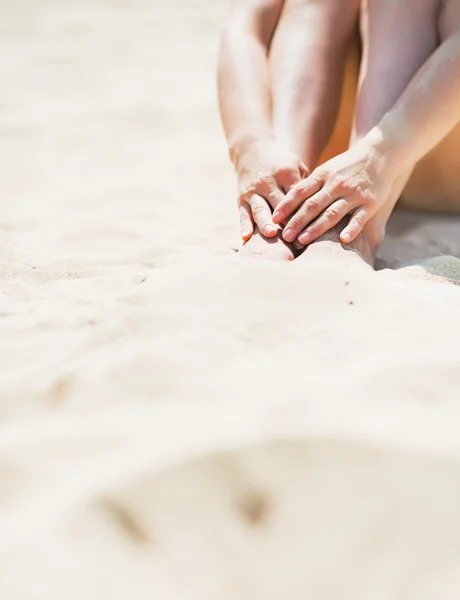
297,36 -> 376,266
241,0 -> 358,261
299,0 -> 441,267
270,0 -> 358,169
301,0 -> 460,268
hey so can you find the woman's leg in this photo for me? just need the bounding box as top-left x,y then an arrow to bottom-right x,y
241,0 -> 360,261
297,0 -> 439,266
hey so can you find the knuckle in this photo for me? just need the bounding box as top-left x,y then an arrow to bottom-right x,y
325,204 -> 343,220
238,188 -> 253,204
279,198 -> 292,212
251,204 -> 266,218
292,180 -> 308,195
313,167 -> 326,181
354,183 -> 368,195
354,185 -> 372,203
352,213 -> 367,228
363,191 -> 376,205
289,186 -> 302,200
306,196 -> 322,212
255,175 -> 273,192
289,215 -> 305,230
306,223 -> 320,237
324,208 -> 340,223
336,176 -> 355,193
332,175 -> 347,190
239,175 -> 273,199
277,165 -> 297,179
312,171 -> 327,188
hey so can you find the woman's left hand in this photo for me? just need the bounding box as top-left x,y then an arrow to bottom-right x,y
272,136 -> 397,245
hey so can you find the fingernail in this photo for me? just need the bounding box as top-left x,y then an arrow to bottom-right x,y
242,231 -> 249,240
283,228 -> 295,242
298,232 -> 310,245
265,225 -> 277,235
272,211 -> 282,224
341,233 -> 351,243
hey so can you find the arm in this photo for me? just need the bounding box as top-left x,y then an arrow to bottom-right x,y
269,0 -> 359,167
219,0 -> 300,240
217,0 -> 282,166
372,32 -> 460,171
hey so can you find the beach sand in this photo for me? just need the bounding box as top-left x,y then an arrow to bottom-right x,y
2,1 -> 460,598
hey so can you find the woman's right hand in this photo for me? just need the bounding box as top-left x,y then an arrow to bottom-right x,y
234,139 -> 308,242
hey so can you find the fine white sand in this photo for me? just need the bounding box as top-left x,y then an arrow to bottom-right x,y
2,1 -> 460,599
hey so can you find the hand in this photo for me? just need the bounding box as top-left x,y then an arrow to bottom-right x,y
272,137 -> 396,245
235,139 -> 308,242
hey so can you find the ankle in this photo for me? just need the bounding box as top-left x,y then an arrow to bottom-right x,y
363,220 -> 386,253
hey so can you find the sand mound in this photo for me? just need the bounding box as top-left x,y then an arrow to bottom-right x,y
2,1 -> 460,598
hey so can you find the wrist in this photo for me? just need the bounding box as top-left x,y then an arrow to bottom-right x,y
228,132 -> 274,169
361,125 -> 409,179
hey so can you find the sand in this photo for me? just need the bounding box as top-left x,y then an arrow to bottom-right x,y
2,1 -> 460,598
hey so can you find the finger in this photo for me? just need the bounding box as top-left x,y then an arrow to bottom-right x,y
239,176 -> 284,211
264,184 -> 286,211
282,187 -> 334,243
340,207 -> 370,243
298,160 -> 309,179
292,239 -> 306,251
239,203 -> 254,242
297,199 -> 352,245
250,194 -> 278,237
272,171 -> 323,224
276,166 -> 303,194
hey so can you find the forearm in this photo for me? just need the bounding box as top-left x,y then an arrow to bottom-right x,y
371,33 -> 460,172
217,1 -> 282,167
269,0 -> 359,167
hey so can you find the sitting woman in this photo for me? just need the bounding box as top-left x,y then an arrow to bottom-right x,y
218,0 -> 460,267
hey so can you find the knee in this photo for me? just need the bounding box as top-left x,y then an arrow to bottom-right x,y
283,0 -> 359,42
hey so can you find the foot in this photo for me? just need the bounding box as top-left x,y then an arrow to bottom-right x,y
297,220 -> 377,268
239,227 -> 295,261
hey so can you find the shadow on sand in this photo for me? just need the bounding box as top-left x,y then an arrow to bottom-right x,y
376,209 -> 460,285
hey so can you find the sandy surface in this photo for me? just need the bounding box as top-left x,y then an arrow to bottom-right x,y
2,1 -> 460,598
